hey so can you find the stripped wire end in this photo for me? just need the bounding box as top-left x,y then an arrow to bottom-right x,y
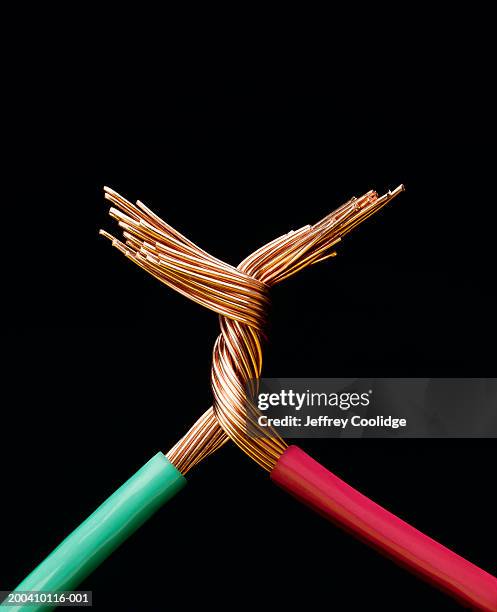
100,184 -> 404,474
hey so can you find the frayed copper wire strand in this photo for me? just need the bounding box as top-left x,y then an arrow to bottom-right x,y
101,185 -> 404,473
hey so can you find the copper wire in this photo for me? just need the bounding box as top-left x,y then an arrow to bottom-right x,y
101,184 -> 404,473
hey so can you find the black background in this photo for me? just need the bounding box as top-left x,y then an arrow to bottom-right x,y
6,37 -> 496,611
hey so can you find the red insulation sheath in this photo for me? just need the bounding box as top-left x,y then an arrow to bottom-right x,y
270,446 -> 497,611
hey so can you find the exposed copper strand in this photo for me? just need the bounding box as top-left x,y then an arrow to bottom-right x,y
101,185 -> 404,473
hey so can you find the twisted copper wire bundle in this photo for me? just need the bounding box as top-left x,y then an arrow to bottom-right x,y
101,184 -> 404,473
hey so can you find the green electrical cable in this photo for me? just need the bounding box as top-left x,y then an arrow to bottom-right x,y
2,452 -> 186,612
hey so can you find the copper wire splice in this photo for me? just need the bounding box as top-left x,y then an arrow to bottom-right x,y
101,185 -> 404,473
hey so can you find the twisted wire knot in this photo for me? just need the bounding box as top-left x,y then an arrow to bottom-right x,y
101,184 -> 403,472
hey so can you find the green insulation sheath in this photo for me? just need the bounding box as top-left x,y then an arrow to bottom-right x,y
3,452 -> 186,611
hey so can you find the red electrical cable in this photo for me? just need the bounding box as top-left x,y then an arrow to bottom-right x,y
271,446 -> 497,611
